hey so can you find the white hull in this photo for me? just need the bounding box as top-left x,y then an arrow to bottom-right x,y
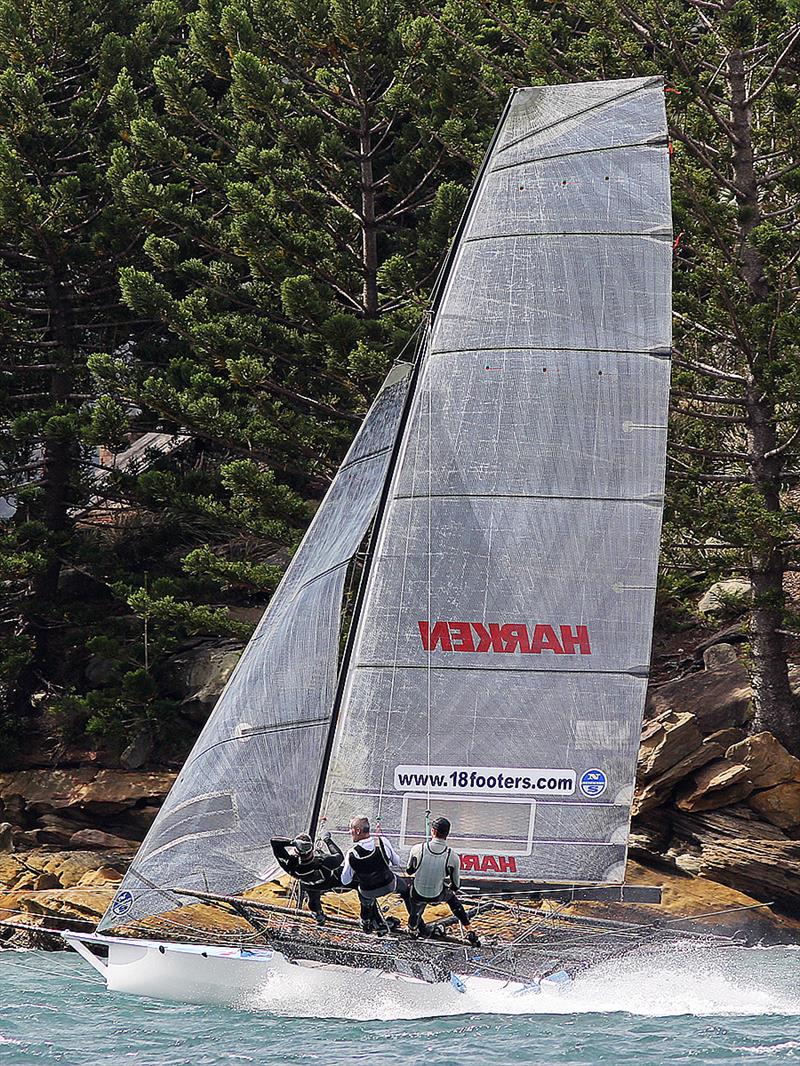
63,932 -> 563,1009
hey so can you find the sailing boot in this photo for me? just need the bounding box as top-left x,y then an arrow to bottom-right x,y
465,929 -> 481,947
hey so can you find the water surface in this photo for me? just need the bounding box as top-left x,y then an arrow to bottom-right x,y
1,945 -> 798,1064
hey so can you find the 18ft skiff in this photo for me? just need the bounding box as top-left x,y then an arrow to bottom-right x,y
65,76 -> 701,1007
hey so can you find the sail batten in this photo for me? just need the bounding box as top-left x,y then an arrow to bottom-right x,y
319,78 -> 672,885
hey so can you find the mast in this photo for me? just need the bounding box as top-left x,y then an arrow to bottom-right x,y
308,91 -> 519,838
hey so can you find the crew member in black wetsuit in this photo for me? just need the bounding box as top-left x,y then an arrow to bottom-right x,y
270,832 -> 344,925
340,816 -> 412,935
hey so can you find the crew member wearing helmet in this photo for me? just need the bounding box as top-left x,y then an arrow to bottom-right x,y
270,832 -> 344,925
405,816 -> 480,946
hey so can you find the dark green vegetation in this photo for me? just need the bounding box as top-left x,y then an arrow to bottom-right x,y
2,0 -> 799,761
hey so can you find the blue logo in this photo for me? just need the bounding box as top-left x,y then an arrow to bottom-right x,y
111,890 -> 133,917
579,768 -> 607,798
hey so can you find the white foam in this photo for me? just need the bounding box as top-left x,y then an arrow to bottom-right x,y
242,944 -> 800,1020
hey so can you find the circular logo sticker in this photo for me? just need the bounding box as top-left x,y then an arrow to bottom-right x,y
111,890 -> 133,917
579,768 -> 607,798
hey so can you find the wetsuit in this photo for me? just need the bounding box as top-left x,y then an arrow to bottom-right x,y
406,838 -> 471,932
270,836 -> 344,920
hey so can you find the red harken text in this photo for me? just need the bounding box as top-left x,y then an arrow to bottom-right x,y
418,620 -> 592,656
460,854 -> 518,873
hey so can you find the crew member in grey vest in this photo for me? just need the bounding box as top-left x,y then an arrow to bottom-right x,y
340,816 -> 411,934
406,816 -> 480,946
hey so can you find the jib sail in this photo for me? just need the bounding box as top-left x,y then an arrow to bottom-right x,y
99,364 -> 410,930
317,78 -> 672,884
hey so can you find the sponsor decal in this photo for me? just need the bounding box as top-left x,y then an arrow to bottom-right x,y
111,889 -> 133,917
394,765 -> 575,796
460,854 -> 518,874
418,621 -> 591,655
579,768 -> 608,798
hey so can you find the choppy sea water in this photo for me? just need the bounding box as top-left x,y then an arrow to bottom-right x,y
1,945 -> 798,1065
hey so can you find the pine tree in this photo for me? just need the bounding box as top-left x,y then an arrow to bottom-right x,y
0,0 -> 185,750
93,0 -> 484,623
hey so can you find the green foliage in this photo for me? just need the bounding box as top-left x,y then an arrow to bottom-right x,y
3,0 -> 799,759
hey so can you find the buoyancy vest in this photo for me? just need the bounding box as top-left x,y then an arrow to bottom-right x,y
293,856 -> 338,890
411,840 -> 453,901
348,838 -> 395,894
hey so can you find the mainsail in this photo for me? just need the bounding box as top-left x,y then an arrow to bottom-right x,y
99,364 -> 410,929
318,78 -> 672,884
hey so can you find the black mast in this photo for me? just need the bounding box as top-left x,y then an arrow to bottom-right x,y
308,90 -> 520,838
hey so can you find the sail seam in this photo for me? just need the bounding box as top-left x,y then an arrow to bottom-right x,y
463,231 -> 673,243
429,345 -> 672,357
353,664 -> 650,677
497,78 -> 662,155
391,492 -> 665,504
489,138 -> 668,173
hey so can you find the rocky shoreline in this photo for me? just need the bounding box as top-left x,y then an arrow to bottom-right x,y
2,617 -> 799,949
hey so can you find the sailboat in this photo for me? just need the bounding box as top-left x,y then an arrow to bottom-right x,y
63,76 -> 713,1006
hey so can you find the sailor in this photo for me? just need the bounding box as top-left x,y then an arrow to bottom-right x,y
406,816 -> 480,946
270,831 -> 344,925
340,816 -> 411,934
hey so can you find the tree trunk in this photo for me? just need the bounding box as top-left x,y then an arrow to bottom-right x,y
11,268 -> 74,717
728,50 -> 799,753
359,111 -> 379,318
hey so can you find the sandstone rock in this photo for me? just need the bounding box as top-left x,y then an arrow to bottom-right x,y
0,795 -> 26,826
119,805 -> 160,835
706,727 -> 747,750
674,809 -> 787,841
748,782 -> 800,830
646,661 -> 752,735
633,740 -> 725,815
68,770 -> 176,814
625,859 -> 800,944
694,623 -> 748,659
698,578 -> 752,614
69,829 -> 136,850
85,654 -> 118,687
170,641 -> 243,723
12,830 -> 48,849
16,886 -> 112,924
0,823 -> 13,854
77,865 -> 124,887
0,768 -> 96,811
675,758 -> 753,813
33,872 -> 60,890
41,850 -> 129,888
638,710 -> 704,780
35,826 -> 75,847
675,777 -> 755,813
703,643 -> 738,670
726,732 -> 800,790
670,813 -> 800,912
120,728 -> 154,770
37,814 -> 85,831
